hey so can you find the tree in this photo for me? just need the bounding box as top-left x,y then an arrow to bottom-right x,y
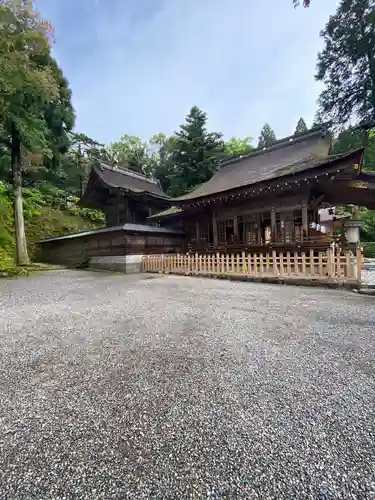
42,58 -> 75,169
294,117 -> 308,135
333,126 -> 375,172
0,0 -> 61,265
63,133 -> 108,195
293,0 -> 310,6
223,137 -> 253,157
167,106 -> 223,196
258,123 -> 277,148
148,133 -> 175,193
108,135 -> 151,174
315,0 -> 375,129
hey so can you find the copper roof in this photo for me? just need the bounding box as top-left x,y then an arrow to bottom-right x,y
92,161 -> 170,199
172,127 -> 338,202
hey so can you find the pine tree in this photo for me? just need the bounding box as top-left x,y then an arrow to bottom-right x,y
168,106 -> 223,196
258,123 -> 277,148
294,117 -> 308,135
316,0 -> 375,128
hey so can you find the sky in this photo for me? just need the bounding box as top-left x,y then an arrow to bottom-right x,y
35,0 -> 338,146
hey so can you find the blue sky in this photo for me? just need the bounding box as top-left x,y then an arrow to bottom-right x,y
35,0 -> 338,146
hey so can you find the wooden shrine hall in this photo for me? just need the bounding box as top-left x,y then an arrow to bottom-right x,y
79,160 -> 171,226
149,125 -> 375,253
40,124 -> 374,281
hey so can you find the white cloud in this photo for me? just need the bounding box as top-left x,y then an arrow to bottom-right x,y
37,0 -> 338,144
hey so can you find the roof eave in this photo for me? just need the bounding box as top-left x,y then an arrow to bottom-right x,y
171,148 -> 364,205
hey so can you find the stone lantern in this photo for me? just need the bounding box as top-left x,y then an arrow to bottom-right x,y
344,206 -> 362,251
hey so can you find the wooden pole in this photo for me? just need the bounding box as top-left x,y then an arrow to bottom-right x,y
356,247 -> 362,282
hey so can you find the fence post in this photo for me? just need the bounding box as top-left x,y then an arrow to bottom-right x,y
356,247 -> 362,282
266,252 -> 271,273
279,252 -> 284,276
259,252 -> 264,274
327,248 -> 333,277
318,252 -> 323,276
242,251 -> 246,273
286,252 -> 291,275
293,252 -> 298,275
309,249 -> 314,276
272,250 -> 277,275
301,252 -> 306,275
345,252 -> 351,278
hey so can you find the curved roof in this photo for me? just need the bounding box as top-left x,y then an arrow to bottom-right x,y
172,127 -> 334,202
91,161 -> 170,199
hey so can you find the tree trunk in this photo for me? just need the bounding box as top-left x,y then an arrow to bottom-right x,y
11,126 -> 29,266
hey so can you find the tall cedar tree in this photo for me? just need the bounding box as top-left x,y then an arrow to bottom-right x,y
0,0 -> 74,265
168,106 -> 223,197
258,123 -> 277,148
316,0 -> 375,128
0,0 -> 72,265
294,117 -> 308,135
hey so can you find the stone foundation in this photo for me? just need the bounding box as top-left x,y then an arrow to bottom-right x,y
90,255 -> 143,273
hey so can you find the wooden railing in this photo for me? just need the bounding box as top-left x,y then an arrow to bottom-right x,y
142,248 -> 362,282
188,234 -> 333,253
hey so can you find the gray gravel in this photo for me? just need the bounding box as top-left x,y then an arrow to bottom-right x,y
361,269 -> 375,285
0,270 -> 374,499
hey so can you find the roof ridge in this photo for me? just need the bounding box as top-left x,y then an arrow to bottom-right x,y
219,124 -> 331,169
97,160 -> 160,185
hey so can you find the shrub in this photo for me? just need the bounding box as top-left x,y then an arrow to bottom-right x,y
75,253 -> 90,269
0,182 -> 103,268
362,242 -> 375,258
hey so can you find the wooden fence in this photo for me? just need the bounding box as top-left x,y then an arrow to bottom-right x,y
142,248 -> 362,282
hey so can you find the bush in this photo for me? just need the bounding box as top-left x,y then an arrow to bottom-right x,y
362,242 -> 375,258
75,253 -> 90,269
0,183 -> 103,269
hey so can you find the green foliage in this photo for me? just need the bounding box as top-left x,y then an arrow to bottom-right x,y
223,137 -> 253,157
0,0 -> 59,156
0,182 -> 103,268
316,0 -> 375,127
333,127 -> 375,172
360,209 -> 375,241
75,253 -> 90,269
294,118 -> 308,135
108,134 -> 151,174
167,106 -> 224,196
148,133 -> 175,192
258,123 -> 277,148
362,242 -> 375,258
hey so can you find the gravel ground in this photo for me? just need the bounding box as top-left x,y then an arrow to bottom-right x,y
0,270 -> 374,500
362,267 -> 375,286
361,269 -> 375,285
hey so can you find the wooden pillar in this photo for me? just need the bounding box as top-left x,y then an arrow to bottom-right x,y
195,220 -> 200,242
212,211 -> 218,247
302,203 -> 308,238
271,208 -> 276,241
233,215 -> 239,243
